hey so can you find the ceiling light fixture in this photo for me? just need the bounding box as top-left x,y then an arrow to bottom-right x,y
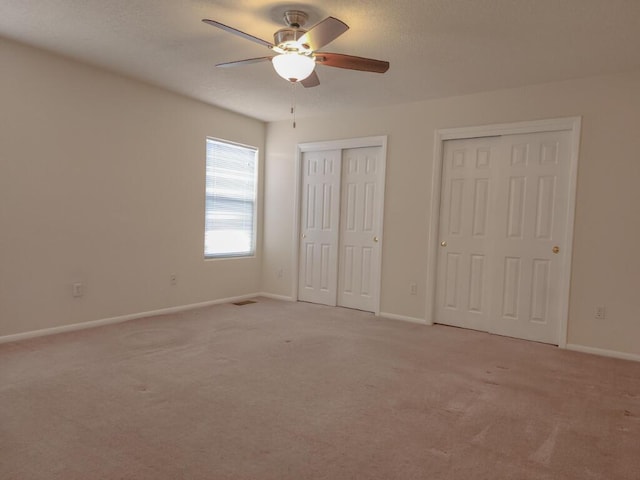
272,52 -> 315,82
202,9 -> 388,127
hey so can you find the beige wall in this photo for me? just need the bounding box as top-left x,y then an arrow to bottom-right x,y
263,69 -> 640,357
0,38 -> 265,337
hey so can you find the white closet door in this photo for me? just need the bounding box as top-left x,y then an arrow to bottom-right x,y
489,131 -> 572,343
337,147 -> 383,312
436,131 -> 572,344
298,150 -> 341,306
435,137 -> 500,332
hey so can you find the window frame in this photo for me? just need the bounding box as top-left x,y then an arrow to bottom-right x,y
204,137 -> 258,260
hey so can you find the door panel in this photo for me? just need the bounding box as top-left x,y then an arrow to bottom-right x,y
337,147 -> 383,312
435,137 -> 499,330
489,131 -> 571,343
298,150 -> 341,306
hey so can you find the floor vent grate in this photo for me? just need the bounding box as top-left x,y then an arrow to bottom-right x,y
232,300 -> 257,306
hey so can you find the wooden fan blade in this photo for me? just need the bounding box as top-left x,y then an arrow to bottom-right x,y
297,17 -> 349,51
301,70 -> 320,88
315,52 -> 390,73
216,56 -> 274,68
202,19 -> 274,49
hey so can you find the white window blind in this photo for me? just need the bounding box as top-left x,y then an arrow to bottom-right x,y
205,138 -> 257,258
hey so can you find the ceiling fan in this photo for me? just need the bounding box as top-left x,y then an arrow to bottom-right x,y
202,10 -> 390,87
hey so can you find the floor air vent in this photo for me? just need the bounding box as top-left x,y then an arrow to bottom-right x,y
232,300 -> 257,306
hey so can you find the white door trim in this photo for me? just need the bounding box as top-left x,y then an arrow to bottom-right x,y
425,117 -> 581,348
292,136 -> 388,315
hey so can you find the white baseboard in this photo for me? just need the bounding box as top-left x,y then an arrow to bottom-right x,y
257,292 -> 296,302
0,293 -> 261,345
379,312 -> 430,325
565,343 -> 640,363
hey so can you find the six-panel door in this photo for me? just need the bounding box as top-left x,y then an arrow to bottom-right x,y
337,147 -> 383,312
298,150 -> 342,306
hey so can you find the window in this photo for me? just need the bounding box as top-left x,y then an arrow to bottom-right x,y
205,138 -> 257,258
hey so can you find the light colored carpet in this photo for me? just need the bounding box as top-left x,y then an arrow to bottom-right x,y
1,298 -> 639,479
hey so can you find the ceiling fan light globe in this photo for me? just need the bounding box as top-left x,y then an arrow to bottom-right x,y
272,53 -> 315,82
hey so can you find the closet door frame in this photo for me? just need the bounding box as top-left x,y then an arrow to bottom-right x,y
292,136 -> 388,315
425,117 -> 581,348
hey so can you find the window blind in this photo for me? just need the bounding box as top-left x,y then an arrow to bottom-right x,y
205,138 -> 257,258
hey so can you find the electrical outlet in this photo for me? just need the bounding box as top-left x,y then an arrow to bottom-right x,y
595,306 -> 606,320
72,282 -> 84,298
170,273 -> 177,286
409,282 -> 418,295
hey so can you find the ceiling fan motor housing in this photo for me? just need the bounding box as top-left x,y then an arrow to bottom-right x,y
274,11 -> 310,50
274,28 -> 307,48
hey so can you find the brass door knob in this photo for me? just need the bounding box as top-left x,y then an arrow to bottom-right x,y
373,236 -> 379,243
440,241 -> 447,247
552,246 -> 560,254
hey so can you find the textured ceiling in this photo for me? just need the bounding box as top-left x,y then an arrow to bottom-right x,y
2,0 -> 640,122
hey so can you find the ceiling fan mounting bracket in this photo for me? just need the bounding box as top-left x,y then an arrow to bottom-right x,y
283,10 -> 309,29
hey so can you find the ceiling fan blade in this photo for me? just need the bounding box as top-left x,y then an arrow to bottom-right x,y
315,52 -> 390,73
202,19 -> 274,49
298,17 -> 349,51
216,56 -> 274,68
301,70 -> 320,88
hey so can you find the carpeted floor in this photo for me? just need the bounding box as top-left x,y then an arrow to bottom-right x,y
1,298 -> 639,479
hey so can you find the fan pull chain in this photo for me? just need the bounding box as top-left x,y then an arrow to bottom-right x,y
290,81 -> 297,128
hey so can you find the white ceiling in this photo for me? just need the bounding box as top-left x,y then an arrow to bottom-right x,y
2,0 -> 640,122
